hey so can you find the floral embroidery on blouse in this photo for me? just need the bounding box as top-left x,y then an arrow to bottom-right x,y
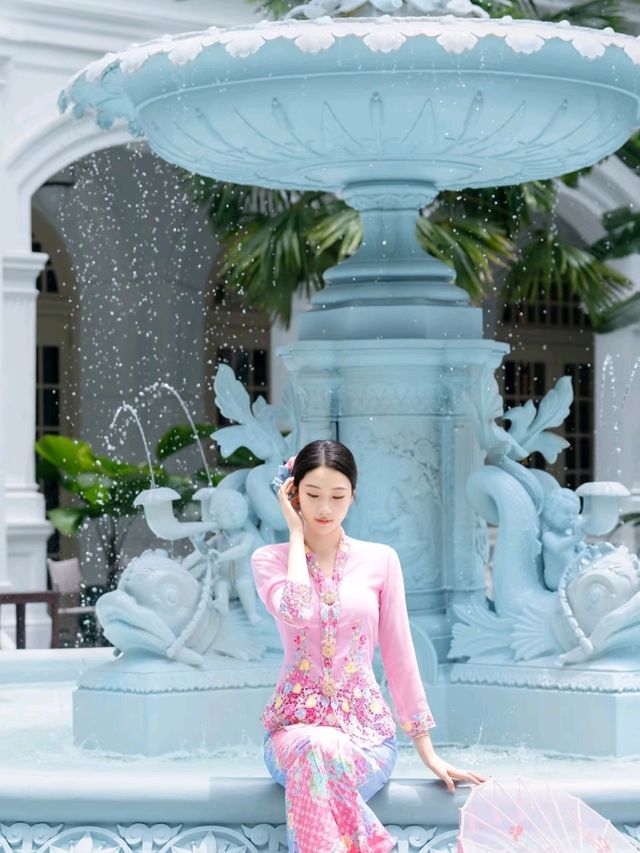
252,530 -> 437,748
306,532 -> 350,701
262,626 -> 324,728
279,579 -> 312,624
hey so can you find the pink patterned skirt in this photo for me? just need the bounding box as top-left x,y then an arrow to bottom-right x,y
263,723 -> 397,853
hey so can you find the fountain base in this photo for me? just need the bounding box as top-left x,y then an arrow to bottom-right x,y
73,651 -> 281,755
448,653 -> 640,757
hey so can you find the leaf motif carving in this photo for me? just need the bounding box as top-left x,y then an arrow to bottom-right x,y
213,364 -> 253,425
503,375 -> 573,462
448,597 -> 514,660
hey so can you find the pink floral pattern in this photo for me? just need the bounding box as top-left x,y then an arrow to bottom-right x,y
280,579 -> 313,624
264,724 -> 396,853
306,531 -> 350,703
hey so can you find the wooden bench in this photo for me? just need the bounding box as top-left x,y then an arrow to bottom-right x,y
0,592 -> 61,649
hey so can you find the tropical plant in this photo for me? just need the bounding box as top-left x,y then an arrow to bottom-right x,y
184,0 -> 638,330
36,430 -> 259,590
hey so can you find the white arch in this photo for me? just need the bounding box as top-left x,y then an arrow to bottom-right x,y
557,156 -> 640,251
3,92 -> 134,245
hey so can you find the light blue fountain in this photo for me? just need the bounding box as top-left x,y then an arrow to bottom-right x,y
0,5 -> 627,848
58,1 -> 640,762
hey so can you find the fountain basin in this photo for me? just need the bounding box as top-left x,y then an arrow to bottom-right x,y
61,17 -> 640,192
1,655 -> 640,850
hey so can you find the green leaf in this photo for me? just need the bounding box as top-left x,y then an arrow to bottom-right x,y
219,446 -> 264,468
70,473 -> 113,509
35,435 -> 98,476
474,0 -> 629,30
36,455 -> 62,484
92,456 -> 147,478
435,181 -> 557,241
155,424 -> 217,461
48,507 -> 88,536
214,189 -> 337,327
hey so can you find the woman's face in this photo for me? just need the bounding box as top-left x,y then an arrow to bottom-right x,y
297,465 -> 353,535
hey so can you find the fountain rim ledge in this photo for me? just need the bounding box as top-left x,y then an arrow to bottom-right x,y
2,770 -> 640,826
59,15 -> 640,121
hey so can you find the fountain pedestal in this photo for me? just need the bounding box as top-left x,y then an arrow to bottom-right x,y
299,182 -> 482,341
279,336 -> 508,663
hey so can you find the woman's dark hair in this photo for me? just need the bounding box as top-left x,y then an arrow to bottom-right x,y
291,440 -> 357,494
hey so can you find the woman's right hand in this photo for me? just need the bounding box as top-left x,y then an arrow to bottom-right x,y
278,476 -> 304,536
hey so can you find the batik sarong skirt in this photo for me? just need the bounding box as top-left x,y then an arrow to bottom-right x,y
263,723 -> 397,853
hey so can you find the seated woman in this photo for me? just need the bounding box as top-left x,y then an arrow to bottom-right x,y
252,438 -> 485,853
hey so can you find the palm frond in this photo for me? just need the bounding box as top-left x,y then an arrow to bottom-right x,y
590,291 -> 640,333
305,202 -> 361,259
543,0 -> 630,33
216,191 -> 348,325
182,174 -> 298,234
590,206 -> 640,260
472,0 -> 627,27
417,216 -> 515,302
435,181 -> 556,240
220,215 -> 317,326
616,132 -> 640,173
503,229 -> 631,318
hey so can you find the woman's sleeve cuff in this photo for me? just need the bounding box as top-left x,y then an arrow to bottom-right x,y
400,712 -> 437,739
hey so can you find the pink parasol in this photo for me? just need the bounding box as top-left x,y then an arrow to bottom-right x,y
458,776 -> 637,852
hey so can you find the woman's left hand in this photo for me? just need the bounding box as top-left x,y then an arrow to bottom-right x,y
414,736 -> 487,794
424,753 -> 487,794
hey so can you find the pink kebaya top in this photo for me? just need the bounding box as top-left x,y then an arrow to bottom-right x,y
251,527 -> 436,748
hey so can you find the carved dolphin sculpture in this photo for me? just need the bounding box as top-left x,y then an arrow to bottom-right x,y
96,549 -> 264,664
458,468 -> 640,667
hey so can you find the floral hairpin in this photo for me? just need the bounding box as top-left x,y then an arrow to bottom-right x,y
271,454 -> 297,496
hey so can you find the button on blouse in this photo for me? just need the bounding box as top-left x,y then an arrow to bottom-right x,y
251,528 -> 436,748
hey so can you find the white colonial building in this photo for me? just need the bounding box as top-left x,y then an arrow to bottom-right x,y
1,0 -> 640,646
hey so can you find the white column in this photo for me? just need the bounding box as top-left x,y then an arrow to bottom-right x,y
2,252 -> 53,647
0,54 -> 9,617
0,254 -> 4,597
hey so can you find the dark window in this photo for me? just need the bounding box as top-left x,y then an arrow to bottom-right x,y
214,346 -> 270,435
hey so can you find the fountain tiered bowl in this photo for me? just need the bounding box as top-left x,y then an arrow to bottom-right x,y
61,15 -> 640,343
61,16 -> 640,191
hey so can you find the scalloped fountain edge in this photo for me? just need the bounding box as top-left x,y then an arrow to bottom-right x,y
59,15 -> 640,118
